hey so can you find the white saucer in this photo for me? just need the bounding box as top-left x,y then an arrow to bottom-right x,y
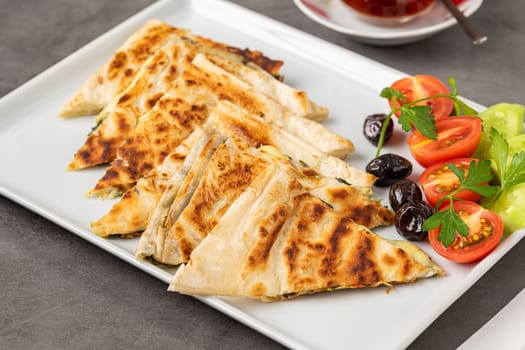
293,0 -> 483,45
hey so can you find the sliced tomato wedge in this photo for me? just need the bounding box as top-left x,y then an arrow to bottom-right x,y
390,75 -> 454,120
420,158 -> 486,207
428,201 -> 503,263
407,116 -> 482,167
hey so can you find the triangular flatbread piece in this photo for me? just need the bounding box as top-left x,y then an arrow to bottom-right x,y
136,139 -> 271,265
90,127 -> 204,237
204,54 -> 327,121
209,100 -> 374,188
276,152 -> 394,228
191,54 -> 349,157
67,28 -> 287,170
170,168 -> 443,301
138,142 -> 392,266
136,130 -> 224,260
60,19 -> 181,117
67,36 -> 186,170
60,19 -> 283,117
87,55 -> 350,197
90,136 -> 389,239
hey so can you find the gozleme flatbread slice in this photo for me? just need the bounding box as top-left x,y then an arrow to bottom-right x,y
90,133 -> 386,238
67,36 -> 217,171
138,142 -> 392,266
68,39 -> 326,172
203,53 -> 327,121
136,139 -> 271,264
68,36 -> 186,170
136,130 -> 224,260
174,33 -> 327,122
170,167 -> 443,301
60,19 -> 182,117
85,66 -> 214,197
88,55 -> 350,197
90,127 -> 204,237
60,19 -> 283,117
308,178 -> 395,229
192,54 -> 350,158
272,151 -> 394,228
208,100 -> 375,188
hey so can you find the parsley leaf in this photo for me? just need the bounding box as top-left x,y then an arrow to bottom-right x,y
485,129 -> 525,207
423,206 -> 469,247
449,160 -> 498,197
447,163 -> 465,182
489,127 -> 509,182
380,87 -> 405,101
398,105 -> 437,139
503,151 -> 525,189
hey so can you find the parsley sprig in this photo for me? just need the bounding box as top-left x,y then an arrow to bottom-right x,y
422,160 -> 498,247
484,128 -> 525,206
376,77 -> 478,157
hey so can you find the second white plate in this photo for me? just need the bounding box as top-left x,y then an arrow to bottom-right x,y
294,0 -> 483,45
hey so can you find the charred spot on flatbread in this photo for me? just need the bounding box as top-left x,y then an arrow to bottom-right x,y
226,46 -> 283,77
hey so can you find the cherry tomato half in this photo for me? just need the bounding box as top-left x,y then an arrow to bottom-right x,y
390,75 -> 454,120
407,116 -> 482,167
420,158 -> 486,207
428,201 -> 503,263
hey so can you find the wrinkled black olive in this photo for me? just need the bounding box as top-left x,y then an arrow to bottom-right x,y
363,113 -> 393,146
366,153 -> 413,187
389,178 -> 423,212
395,200 -> 433,241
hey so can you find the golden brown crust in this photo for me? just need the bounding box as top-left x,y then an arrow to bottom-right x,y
88,93 -> 210,196
203,54 -> 327,121
68,42 -> 181,170
270,195 -> 434,298
86,54 -> 340,197
60,19 -> 283,118
60,20 -> 184,117
92,140 -> 388,241
160,142 -> 271,264
209,101 -> 374,187
135,132 -> 225,262
308,181 -> 395,228
90,128 -> 203,237
170,170 -> 442,301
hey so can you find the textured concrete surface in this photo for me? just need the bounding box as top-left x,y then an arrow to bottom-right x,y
1,0 -> 524,349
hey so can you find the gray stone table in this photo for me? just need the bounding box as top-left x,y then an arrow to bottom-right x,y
1,0 -> 524,349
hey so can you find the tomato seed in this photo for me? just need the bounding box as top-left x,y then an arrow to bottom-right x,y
452,219 -> 493,250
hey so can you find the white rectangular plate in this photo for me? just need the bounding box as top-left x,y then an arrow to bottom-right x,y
1,1 -> 523,349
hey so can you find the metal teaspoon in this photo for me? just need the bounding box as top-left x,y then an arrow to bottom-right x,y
439,0 -> 487,45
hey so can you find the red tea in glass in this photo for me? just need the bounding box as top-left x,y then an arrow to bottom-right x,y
342,0 -> 436,23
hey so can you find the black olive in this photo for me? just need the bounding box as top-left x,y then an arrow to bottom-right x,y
389,178 -> 423,212
365,153 -> 413,187
363,113 -> 393,146
395,200 -> 433,241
